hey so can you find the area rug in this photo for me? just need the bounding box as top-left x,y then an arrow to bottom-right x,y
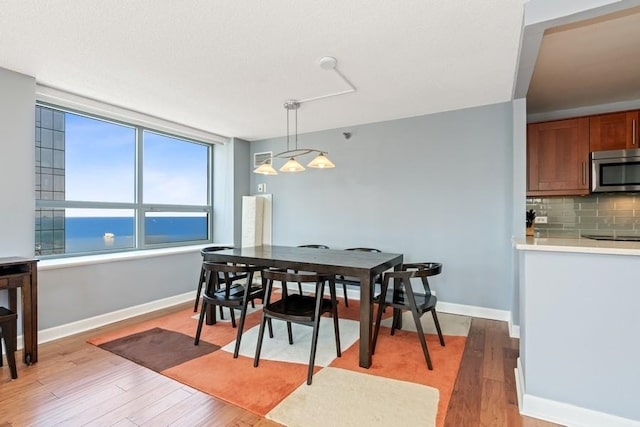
89,298 -> 469,427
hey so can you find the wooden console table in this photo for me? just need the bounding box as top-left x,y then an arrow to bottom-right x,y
0,257 -> 38,364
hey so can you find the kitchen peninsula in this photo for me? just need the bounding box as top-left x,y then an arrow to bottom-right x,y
514,237 -> 640,426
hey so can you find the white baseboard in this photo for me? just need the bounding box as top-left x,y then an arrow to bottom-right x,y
516,358 -> 640,427
15,291 -> 193,350
329,284 -> 519,327
509,324 -> 520,339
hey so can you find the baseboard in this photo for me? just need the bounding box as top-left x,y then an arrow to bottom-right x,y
15,291 -> 193,350
509,324 -> 520,339
516,358 -> 640,427
321,284 -> 515,323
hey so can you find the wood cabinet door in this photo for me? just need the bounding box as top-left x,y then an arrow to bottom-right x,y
589,111 -> 640,151
527,118 -> 590,196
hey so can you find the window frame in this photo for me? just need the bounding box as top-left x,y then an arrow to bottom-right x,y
35,101 -> 215,258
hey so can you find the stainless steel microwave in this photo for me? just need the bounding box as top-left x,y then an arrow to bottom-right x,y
592,148 -> 640,192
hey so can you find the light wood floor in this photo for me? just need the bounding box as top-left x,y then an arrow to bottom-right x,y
0,304 -> 560,426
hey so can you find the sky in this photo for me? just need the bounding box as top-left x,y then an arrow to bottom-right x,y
64,112 -> 209,217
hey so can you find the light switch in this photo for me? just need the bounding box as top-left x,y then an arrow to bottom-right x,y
257,183 -> 266,193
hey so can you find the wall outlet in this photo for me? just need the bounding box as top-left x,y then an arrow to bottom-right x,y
535,216 -> 548,224
257,183 -> 266,193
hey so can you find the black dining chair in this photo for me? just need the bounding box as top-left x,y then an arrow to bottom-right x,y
334,247 -> 382,307
194,262 -> 268,358
193,246 -> 244,316
254,268 -> 341,385
372,262 -> 445,370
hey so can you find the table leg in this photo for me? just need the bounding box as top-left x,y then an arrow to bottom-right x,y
21,272 -> 34,365
392,263 -> 403,330
358,272 -> 374,368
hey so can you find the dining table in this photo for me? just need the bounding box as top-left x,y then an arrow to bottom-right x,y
203,245 -> 403,368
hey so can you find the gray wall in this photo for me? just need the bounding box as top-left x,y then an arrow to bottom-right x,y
0,68 -> 35,258
251,102 -> 515,311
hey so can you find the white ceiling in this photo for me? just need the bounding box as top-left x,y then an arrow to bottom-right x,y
527,6 -> 640,114
0,0 -> 525,141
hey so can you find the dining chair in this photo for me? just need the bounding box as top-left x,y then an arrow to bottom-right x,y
296,245 -> 330,295
371,262 -> 445,370
0,306 -> 18,379
254,268 -> 341,385
193,246 -> 243,314
194,262 -> 267,358
335,247 -> 382,307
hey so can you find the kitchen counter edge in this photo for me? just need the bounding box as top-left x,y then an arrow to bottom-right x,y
513,237 -> 640,256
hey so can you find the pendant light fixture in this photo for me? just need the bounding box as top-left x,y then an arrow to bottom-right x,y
253,56 -> 354,176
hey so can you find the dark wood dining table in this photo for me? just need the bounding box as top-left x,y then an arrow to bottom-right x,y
203,245 -> 403,368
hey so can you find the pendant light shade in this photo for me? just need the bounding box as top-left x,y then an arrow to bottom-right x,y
307,152 -> 335,169
280,157 -> 305,172
254,161 -> 278,175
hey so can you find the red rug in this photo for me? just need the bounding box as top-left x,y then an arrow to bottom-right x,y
89,299 -> 467,426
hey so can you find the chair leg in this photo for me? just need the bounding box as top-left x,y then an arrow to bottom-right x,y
431,310 -> 446,346
307,314 -> 322,385
233,301 -> 251,359
286,321 -> 294,345
342,283 -> 349,307
390,309 -> 401,336
232,287 -> 253,358
2,322 -> 17,379
329,280 -> 341,357
253,314 -> 269,368
193,267 -> 206,312
194,302 -> 207,345
267,318 -> 274,338
411,308 -> 433,370
229,307 -> 237,328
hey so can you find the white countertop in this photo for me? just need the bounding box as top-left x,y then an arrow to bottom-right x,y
513,236 -> 640,256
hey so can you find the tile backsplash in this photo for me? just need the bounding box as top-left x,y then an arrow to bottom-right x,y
526,193 -> 640,238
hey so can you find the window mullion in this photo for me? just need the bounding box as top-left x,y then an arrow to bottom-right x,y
136,126 -> 144,248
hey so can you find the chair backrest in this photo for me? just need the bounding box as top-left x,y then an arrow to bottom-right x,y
298,244 -> 329,249
383,262 -> 442,295
403,262 -> 442,277
202,262 -> 262,298
200,246 -> 234,257
345,247 -> 381,253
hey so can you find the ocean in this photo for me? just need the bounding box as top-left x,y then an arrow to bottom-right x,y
64,216 -> 208,253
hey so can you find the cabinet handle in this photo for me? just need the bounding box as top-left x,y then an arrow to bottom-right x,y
633,119 -> 637,145
582,161 -> 586,185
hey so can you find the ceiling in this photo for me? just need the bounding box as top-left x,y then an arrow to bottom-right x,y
527,6 -> 640,114
0,0 -> 525,141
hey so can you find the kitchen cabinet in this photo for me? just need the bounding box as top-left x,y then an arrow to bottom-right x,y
527,117 -> 590,196
589,110 -> 640,151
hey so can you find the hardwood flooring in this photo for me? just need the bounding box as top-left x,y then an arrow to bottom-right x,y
0,304 -> 560,426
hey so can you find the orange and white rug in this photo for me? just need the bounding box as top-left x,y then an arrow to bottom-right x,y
89,299 -> 469,427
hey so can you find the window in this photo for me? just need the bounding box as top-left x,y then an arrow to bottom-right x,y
35,104 -> 212,257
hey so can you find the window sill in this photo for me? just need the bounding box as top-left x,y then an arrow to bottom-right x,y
38,244 -> 230,271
